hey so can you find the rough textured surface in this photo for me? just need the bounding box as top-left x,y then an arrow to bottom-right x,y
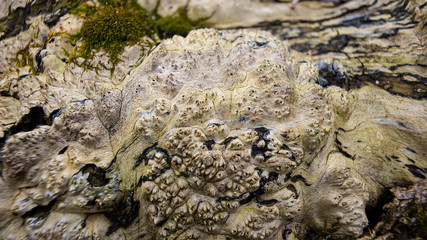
0,1 -> 427,239
138,0 -> 427,99
140,0 -> 382,29
0,0 -> 73,40
272,0 -> 427,99
0,27 -> 426,239
360,181 -> 427,240
0,13 -> 150,140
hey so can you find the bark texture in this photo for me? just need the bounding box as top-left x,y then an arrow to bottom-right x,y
0,0 -> 426,239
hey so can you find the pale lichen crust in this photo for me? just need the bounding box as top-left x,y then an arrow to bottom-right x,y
1,29 -> 426,240
115,29 -> 332,239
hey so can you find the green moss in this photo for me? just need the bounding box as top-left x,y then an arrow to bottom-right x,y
76,6 -> 155,66
98,0 -> 142,10
154,8 -> 205,39
69,0 -> 207,70
69,3 -> 97,17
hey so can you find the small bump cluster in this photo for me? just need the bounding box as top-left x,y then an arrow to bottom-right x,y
126,30 -> 332,238
4,29 -> 422,240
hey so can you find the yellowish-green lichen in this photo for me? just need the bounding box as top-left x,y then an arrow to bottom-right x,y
14,41 -> 37,74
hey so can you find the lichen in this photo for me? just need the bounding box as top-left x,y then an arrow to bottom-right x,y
1,29 -> 426,240
13,32 -> 60,75
14,40 -> 37,74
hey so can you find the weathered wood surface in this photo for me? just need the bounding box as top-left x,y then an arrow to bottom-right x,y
0,1 -> 426,239
2,0 -> 426,98
0,0 -> 71,40
266,0 -> 427,99
139,0 -> 427,99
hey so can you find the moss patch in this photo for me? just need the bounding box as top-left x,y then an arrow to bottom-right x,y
69,0 -> 207,69
76,5 -> 155,66
154,8 -> 206,39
